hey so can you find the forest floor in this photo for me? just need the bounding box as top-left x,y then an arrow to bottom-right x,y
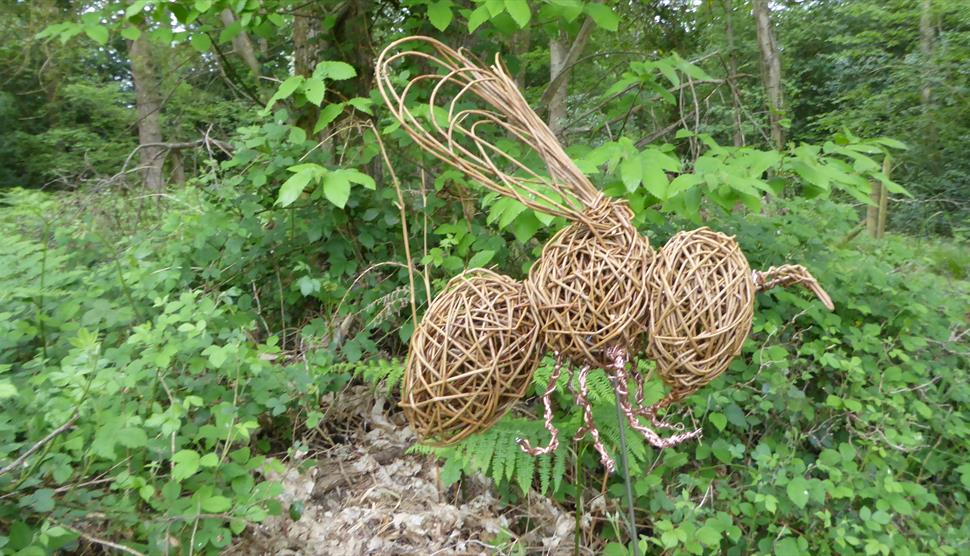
230,386 -> 574,555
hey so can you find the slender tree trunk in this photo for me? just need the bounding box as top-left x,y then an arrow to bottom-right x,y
128,32 -> 164,191
545,17 -> 595,138
335,0 -> 374,99
723,0 -> 744,146
866,179 -> 881,238
866,155 -> 892,239
548,32 -> 569,138
169,149 -> 185,185
292,8 -> 321,134
753,0 -> 784,150
510,28 -> 531,90
919,0 -> 934,109
220,9 -> 261,78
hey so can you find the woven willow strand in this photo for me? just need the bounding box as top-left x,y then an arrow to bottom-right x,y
376,36 -> 601,222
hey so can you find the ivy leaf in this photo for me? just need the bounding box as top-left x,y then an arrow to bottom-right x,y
303,77 -> 326,106
427,1 -> 453,31
84,25 -> 109,45
171,450 -> 201,482
190,33 -> 211,52
314,61 -> 356,81
585,3 -> 619,32
786,476 -> 809,509
505,0 -> 531,28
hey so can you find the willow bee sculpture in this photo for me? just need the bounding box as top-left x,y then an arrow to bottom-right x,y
376,36 -> 834,472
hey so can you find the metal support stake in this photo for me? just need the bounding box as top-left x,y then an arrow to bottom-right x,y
613,385 -> 641,556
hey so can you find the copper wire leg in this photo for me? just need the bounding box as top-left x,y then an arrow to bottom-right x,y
607,348 -> 703,449
573,365 -> 616,473
631,369 -> 685,431
517,355 -> 565,456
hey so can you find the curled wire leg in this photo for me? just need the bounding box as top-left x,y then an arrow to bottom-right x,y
632,370 -> 684,431
607,348 -> 702,448
517,355 -> 565,456
572,365 -> 616,473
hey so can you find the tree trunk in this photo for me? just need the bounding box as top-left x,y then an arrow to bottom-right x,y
128,32 -> 164,191
545,17 -> 595,138
723,0 -> 744,146
753,0 -> 784,150
919,0 -> 934,109
510,28 -> 531,89
866,155 -> 892,239
292,8 -> 321,134
548,32 -> 569,138
220,9 -> 261,78
335,0 -> 374,99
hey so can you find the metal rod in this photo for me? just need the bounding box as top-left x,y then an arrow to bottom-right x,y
613,385 -> 641,556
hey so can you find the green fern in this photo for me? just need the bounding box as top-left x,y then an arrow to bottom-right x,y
354,358 -> 404,392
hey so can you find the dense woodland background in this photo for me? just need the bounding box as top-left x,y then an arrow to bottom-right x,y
0,1 -> 968,554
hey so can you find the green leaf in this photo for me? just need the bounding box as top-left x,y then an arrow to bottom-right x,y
288,126 -> 307,145
696,525 -> 721,547
120,26 -> 141,41
125,0 -> 149,18
787,476 -> 809,509
303,77 -> 326,106
585,3 -> 619,32
200,453 -> 219,467
467,5 -> 490,31
84,25 -> 109,45
0,380 -> 18,399
708,412 -> 727,431
276,76 -> 304,100
277,170 -> 315,207
427,1 -> 454,31
642,167 -> 670,199
505,0 -> 531,28
323,171 -> 352,208
338,168 -> 376,190
468,250 -> 496,269
202,495 -> 232,513
117,427 -> 148,448
172,450 -> 201,482
190,33 -> 211,52
314,61 -> 356,81
775,537 -> 800,556
620,156 -> 642,192
668,173 -> 702,197
314,103 -> 345,133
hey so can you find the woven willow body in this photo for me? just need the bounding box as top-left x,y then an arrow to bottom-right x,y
526,201 -> 653,366
399,269 -> 542,445
647,228 -> 755,404
378,36 -> 835,462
